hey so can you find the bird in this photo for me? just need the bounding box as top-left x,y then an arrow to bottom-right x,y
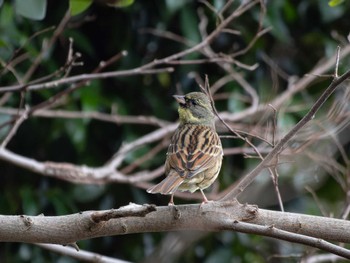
147,91 -> 223,205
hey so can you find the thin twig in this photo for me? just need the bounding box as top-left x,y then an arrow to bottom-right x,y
218,0 -> 235,15
0,0 -> 258,93
219,44 -> 350,123
305,186 -> 328,217
199,0 -> 224,23
139,28 -> 194,46
196,6 -> 260,109
0,67 -> 175,92
221,64 -> 350,200
201,76 -> 277,194
36,244 -> 131,263
0,26 -> 55,76
223,219 -> 350,260
1,107 -> 29,148
0,107 -> 169,127
335,46 -> 340,78
204,76 -> 285,210
28,50 -> 128,115
23,11 -> 71,82
120,137 -> 169,174
268,104 -> 284,212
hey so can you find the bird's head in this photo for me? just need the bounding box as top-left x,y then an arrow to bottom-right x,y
174,92 -> 215,126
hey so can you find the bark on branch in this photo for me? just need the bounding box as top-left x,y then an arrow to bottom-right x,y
1,201 -> 349,247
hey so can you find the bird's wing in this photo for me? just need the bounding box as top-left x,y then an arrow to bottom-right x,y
166,126 -> 222,179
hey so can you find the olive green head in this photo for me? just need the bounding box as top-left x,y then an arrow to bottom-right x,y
173,92 -> 215,126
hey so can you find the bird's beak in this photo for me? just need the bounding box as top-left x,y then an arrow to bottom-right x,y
173,95 -> 186,106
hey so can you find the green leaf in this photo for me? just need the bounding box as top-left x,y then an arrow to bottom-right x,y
73,185 -> 106,202
69,0 -> 93,16
165,0 -> 188,14
157,72 -> 171,88
266,1 -> 292,42
319,0 -> 344,22
180,7 -> 200,43
0,38 -> 7,48
15,0 -> 47,20
328,0 -> 345,7
213,0 -> 225,11
110,0 -> 134,8
20,186 -> 39,215
79,81 -> 103,110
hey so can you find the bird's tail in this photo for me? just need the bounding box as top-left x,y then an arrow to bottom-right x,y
147,172 -> 184,195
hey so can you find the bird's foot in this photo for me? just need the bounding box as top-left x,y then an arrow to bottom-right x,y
168,194 -> 175,206
199,199 -> 213,209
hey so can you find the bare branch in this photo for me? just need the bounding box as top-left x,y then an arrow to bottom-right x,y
0,106 -> 29,148
302,254 -> 347,263
1,201 -> 350,260
0,107 -> 169,127
36,244 -> 131,263
335,46 -> 341,78
0,26 -> 55,77
222,219 -> 350,259
0,67 -> 175,92
0,123 -> 175,185
221,63 -> 350,201
220,44 -> 350,123
91,203 -> 156,223
23,11 -> 71,82
0,0 -> 258,93
27,50 -> 129,116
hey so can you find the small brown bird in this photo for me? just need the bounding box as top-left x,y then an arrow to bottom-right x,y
147,92 -> 223,205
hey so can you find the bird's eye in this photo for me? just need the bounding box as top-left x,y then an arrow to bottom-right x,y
190,99 -> 198,106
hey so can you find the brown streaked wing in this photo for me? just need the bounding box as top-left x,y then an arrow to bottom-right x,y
165,125 -> 222,179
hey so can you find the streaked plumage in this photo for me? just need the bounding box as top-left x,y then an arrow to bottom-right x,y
147,92 -> 223,205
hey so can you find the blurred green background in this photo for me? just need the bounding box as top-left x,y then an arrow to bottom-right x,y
0,0 -> 349,262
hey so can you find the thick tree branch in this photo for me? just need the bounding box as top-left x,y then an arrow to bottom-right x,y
1,201 -> 350,259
